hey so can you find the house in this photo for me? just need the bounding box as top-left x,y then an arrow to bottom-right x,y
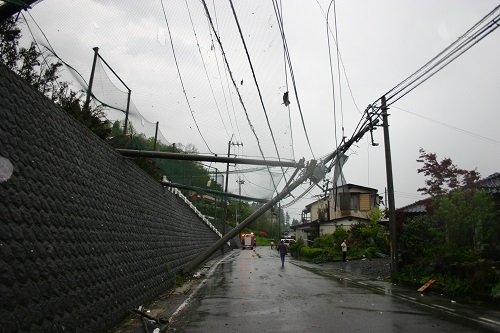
397,172 -> 500,219
292,184 -> 381,242
478,172 -> 500,210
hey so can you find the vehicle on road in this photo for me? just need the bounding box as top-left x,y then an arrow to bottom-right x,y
241,233 -> 256,249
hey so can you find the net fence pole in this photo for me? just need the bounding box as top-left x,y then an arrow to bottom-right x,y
85,47 -> 99,110
124,89 -> 131,135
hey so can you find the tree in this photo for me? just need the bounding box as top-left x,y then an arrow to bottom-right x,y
435,189 -> 496,249
0,17 -> 21,70
1,17 -> 111,139
416,148 -> 480,196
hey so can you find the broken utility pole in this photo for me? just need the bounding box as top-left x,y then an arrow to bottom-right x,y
182,160 -> 318,274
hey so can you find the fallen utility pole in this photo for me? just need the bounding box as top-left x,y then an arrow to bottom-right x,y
182,159 -> 318,274
116,149 -> 302,168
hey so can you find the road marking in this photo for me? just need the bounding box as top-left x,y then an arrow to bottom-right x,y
479,317 -> 500,326
168,251 -> 235,323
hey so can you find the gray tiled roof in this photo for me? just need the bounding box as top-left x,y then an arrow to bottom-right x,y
478,172 -> 500,194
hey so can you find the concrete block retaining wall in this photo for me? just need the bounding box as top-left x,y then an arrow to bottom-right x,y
0,64 -> 226,332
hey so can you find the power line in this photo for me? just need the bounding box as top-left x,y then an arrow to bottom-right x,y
383,5 -> 500,107
202,0 -> 282,198
393,106 -> 500,146
228,0 -> 286,195
272,0 -> 315,160
207,0 -> 243,145
160,0 -> 213,154
184,0 -> 231,139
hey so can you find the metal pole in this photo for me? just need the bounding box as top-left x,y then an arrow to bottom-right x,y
278,202 -> 281,238
123,89 -> 131,135
153,121 -> 159,151
214,169 -> 218,222
85,47 -> 99,110
182,160 -> 317,274
381,95 -> 398,277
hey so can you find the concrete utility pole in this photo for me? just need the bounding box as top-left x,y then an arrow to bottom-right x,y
381,96 -> 398,276
221,139 -> 243,253
236,178 -> 245,224
117,149 -> 301,168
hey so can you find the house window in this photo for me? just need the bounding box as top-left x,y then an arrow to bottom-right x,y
339,192 -> 359,210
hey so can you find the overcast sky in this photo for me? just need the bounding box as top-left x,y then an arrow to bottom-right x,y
18,0 -> 500,221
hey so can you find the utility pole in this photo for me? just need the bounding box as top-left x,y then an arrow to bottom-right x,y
381,96 -> 398,277
221,138 -> 243,253
236,178 -> 245,224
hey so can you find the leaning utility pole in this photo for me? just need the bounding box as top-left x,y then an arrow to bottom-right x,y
182,160 -> 318,274
381,96 -> 398,276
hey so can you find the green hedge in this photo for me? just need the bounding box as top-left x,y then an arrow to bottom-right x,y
300,246 -> 325,260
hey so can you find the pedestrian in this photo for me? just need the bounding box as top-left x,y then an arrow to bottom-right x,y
277,240 -> 288,267
270,240 -> 274,249
341,239 -> 347,262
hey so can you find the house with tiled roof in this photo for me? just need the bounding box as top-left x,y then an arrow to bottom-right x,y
397,173 -> 500,217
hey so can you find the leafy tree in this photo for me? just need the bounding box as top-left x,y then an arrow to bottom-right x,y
435,189 -> 496,249
0,17 -> 21,70
400,214 -> 444,262
1,17 -> 111,139
416,148 -> 480,196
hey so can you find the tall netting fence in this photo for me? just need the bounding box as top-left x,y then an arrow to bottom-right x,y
90,55 -> 171,148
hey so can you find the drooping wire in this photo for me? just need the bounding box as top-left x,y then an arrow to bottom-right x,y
272,0 -> 316,160
315,0 -> 361,114
184,0 -> 232,139
228,0 -> 286,193
209,0 -> 242,145
276,0 -> 295,161
201,0 -> 280,196
160,0 -> 213,154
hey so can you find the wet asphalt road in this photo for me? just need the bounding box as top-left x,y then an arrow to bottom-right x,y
167,247 -> 500,333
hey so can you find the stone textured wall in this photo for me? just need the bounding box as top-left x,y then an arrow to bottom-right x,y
0,64 -> 226,332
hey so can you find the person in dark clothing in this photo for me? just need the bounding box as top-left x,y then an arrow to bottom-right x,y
277,241 -> 288,267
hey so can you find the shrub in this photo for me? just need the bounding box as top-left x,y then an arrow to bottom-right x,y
300,246 -> 325,260
365,246 -> 378,259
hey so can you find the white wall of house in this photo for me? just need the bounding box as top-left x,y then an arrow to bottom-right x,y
320,217 -> 368,235
295,229 -> 308,243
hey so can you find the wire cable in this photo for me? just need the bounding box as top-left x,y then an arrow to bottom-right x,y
160,0 -> 213,154
202,0 -> 281,197
272,0 -> 315,160
228,0 -> 286,194
393,106 -> 500,146
184,0 -> 231,139
382,6 -> 500,106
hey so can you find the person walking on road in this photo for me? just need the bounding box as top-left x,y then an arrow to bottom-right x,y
341,239 -> 348,262
277,240 -> 288,267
